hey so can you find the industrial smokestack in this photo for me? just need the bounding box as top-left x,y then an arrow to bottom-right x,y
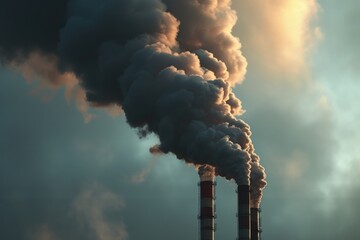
250,161 -> 266,240
251,208 -> 260,240
198,166 -> 215,240
237,185 -> 250,240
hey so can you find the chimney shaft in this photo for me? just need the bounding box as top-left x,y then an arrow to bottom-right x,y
251,208 -> 260,240
199,172 -> 215,240
237,185 -> 250,240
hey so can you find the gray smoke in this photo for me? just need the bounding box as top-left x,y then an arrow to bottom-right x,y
198,165 -> 215,180
161,0 -> 247,85
0,0 -> 265,187
250,155 -> 267,208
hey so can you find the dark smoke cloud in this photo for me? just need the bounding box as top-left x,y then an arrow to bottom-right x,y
0,0 -> 68,60
162,0 -> 248,85
198,165 -> 215,180
0,0 -> 265,187
250,161 -> 267,208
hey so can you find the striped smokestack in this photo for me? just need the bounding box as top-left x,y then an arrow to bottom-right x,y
251,208 -> 260,240
198,166 -> 215,240
237,185 -> 250,240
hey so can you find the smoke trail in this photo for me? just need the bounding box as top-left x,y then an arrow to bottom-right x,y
198,165 -> 215,179
250,155 -> 267,208
0,0 -> 265,187
73,185 -> 128,240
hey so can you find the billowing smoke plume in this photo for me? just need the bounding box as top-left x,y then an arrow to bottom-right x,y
161,0 -> 247,85
198,165 -> 215,180
0,0 -> 265,189
250,155 -> 267,208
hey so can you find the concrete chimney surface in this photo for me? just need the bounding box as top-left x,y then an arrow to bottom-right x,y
237,185 -> 250,240
251,208 -> 260,240
199,169 -> 215,240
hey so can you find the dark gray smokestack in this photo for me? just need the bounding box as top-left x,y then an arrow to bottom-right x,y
237,185 -> 250,240
198,166 -> 215,240
251,208 -> 260,240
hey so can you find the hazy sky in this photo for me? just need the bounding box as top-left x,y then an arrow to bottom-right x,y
1,1 -> 359,239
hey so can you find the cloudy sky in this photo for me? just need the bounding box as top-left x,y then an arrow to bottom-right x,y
1,0 -> 359,239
